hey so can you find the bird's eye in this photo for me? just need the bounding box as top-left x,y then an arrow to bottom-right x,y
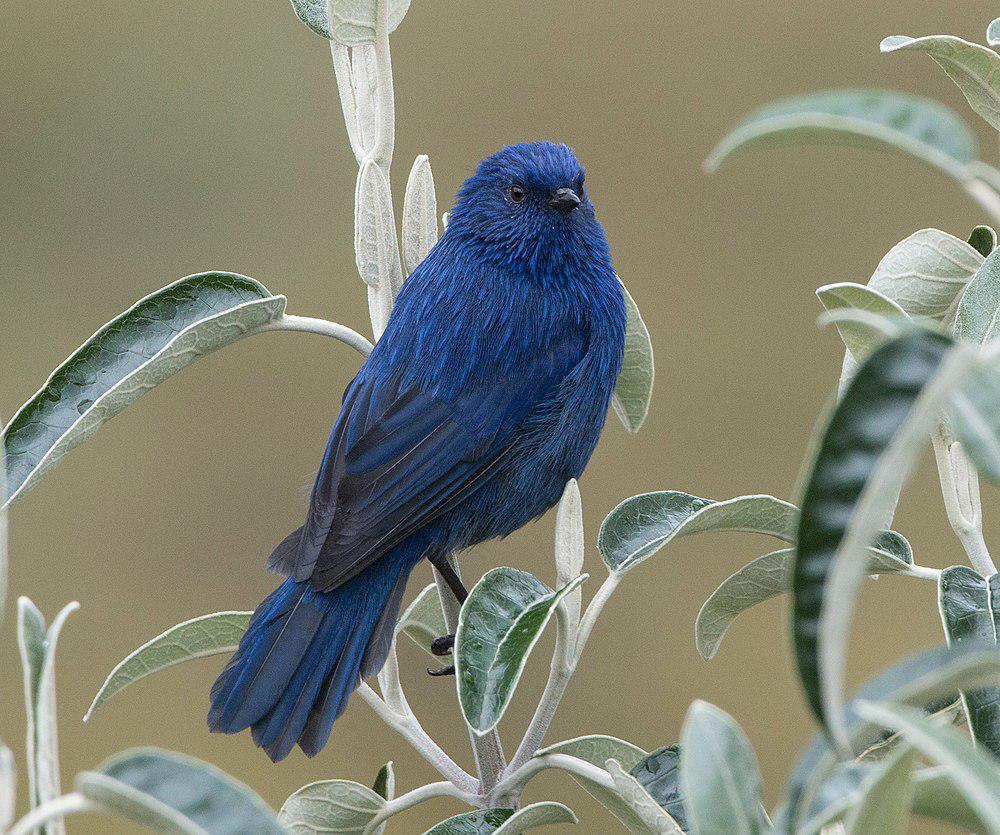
508,184 -> 526,204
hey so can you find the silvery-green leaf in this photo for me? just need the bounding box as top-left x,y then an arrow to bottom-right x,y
456,567 -> 587,734
793,331 -> 969,749
553,479 -> 584,631
952,363 -> 1000,481
881,35 -> 1000,131
79,748 -> 281,834
969,225 -> 997,257
705,89 -> 976,175
538,735 -> 647,771
606,759 -> 684,833
843,744 -> 917,835
816,283 -> 910,360
990,19 -> 1000,47
534,736 -> 648,831
288,0 -> 411,44
911,765 -> 987,832
855,701 -> 1000,833
697,534 -> 912,660
598,491 -> 797,575
396,583 -> 448,657
493,802 -> 577,833
937,566 -> 1000,755
424,809 -> 514,834
680,701 -> 767,835
356,161 -> 403,297
85,611 -> 252,721
402,155 -> 438,274
18,598 -> 77,835
3,273 -> 287,508
372,762 -> 394,801
955,247 -> 1000,345
612,280 -> 654,433
279,779 -> 386,834
867,229 -> 982,321
0,744 -> 14,830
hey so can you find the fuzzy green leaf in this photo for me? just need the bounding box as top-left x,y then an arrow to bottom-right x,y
606,760 -> 684,833
278,779 -> 386,834
938,566 -> 1000,756
706,88 -> 976,175
86,612 -> 252,722
816,283 -> 910,361
969,225 -> 997,257
679,701 -> 766,834
372,762 -> 394,801
402,155 -> 438,274
396,583 -> 448,658
629,745 -> 688,831
456,568 -> 586,733
599,491 -> 796,575
3,273 -> 287,507
881,35 -> 1000,131
612,280 -> 654,433
79,748 -> 281,834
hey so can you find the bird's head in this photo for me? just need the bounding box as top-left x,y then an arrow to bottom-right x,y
446,142 -> 611,279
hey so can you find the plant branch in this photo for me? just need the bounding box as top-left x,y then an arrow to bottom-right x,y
494,753 -> 616,801
574,571 -> 621,664
262,314 -> 374,356
372,0 -> 395,173
508,597 -> 576,773
328,40 -> 364,161
433,555 -> 507,798
362,781 -> 477,834
356,683 -> 477,793
8,792 -> 97,835
932,424 -> 995,577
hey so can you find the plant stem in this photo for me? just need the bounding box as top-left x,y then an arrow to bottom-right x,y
8,793 -> 97,835
508,598 -> 575,775
372,0 -> 395,173
574,571 -> 621,663
493,753 -> 616,801
362,781 -> 477,834
932,425 -> 996,577
262,314 -> 374,356
433,555 -> 507,799
357,683 -> 477,793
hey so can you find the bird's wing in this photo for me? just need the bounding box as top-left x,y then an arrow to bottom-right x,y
286,332 -> 585,593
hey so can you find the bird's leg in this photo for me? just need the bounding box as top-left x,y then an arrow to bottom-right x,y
426,553 -> 469,677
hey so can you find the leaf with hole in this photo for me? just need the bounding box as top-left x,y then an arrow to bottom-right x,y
881,35 -> 1000,131
2,273 -> 288,508
86,611 -> 252,722
599,491 -> 796,575
79,747 -> 281,834
612,280 -> 654,433
288,0 -> 411,43
456,568 -> 586,734
278,779 -> 387,834
705,88 -> 976,177
938,566 -> 1000,756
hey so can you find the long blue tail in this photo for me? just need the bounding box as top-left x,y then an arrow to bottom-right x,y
208,548 -> 415,762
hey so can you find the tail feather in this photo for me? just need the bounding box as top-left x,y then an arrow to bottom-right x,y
209,543 -> 417,762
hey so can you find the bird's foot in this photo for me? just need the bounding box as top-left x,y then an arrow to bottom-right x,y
427,664 -> 455,677
431,633 -> 455,656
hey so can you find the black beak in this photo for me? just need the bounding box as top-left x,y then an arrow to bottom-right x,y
548,187 -> 581,213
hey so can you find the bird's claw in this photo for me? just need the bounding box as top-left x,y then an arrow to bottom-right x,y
427,664 -> 455,677
431,633 -> 455,656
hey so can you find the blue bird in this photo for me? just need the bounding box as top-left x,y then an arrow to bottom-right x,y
208,142 -> 626,761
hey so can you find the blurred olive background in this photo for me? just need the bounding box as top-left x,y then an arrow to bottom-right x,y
2,1 -> 997,831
